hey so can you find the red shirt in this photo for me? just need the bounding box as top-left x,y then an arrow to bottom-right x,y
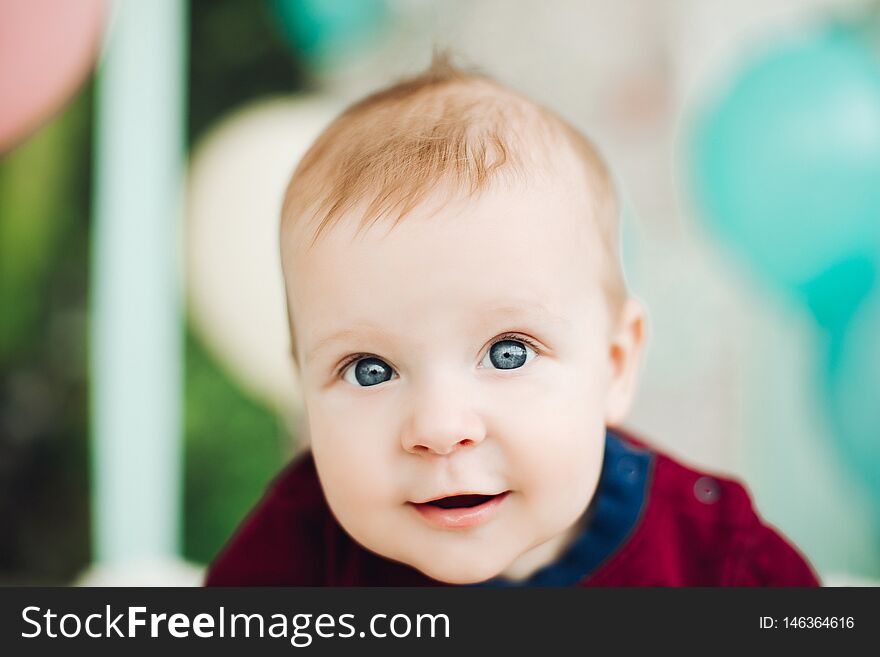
204,429 -> 820,587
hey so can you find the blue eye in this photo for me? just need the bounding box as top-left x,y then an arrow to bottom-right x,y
343,357 -> 395,387
481,339 -> 536,370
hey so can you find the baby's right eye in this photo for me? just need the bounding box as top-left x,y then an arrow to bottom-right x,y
342,357 -> 396,387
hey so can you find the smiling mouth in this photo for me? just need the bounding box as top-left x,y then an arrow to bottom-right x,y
409,491 -> 510,529
426,494 -> 497,509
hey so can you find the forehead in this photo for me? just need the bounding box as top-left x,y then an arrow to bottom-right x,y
284,176 -> 607,361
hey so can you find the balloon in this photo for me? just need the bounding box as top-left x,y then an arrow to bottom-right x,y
186,96 -> 341,421
0,0 -> 105,153
268,0 -> 387,69
802,255 -> 875,341
690,25 -> 880,297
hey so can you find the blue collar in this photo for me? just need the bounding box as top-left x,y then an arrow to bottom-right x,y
478,428 -> 653,587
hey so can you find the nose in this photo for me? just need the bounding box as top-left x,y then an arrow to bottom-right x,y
400,378 -> 487,456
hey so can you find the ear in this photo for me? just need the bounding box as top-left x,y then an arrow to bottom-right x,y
604,298 -> 647,425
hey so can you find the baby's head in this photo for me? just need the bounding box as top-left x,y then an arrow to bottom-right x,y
279,57 -> 646,584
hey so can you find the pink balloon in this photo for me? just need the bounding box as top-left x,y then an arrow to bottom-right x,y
0,0 -> 105,153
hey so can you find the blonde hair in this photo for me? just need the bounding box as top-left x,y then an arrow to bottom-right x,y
281,55 -> 626,361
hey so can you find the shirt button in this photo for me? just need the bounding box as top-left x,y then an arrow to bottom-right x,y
694,476 -> 720,504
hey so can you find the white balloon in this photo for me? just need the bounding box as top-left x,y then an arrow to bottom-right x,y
186,96 -> 340,422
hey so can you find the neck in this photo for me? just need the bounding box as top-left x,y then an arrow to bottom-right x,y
497,504 -> 595,582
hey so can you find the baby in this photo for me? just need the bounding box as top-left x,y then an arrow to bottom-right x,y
205,58 -> 818,586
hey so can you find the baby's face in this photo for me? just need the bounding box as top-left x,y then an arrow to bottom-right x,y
285,176 -> 626,584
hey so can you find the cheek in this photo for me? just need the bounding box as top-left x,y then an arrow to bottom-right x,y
489,361 -> 607,502
512,416 -> 605,500
508,414 -> 604,544
306,392 -> 402,511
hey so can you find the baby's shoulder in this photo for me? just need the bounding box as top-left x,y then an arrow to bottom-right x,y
203,451 -> 330,586
594,429 -> 819,586
610,428 -> 754,529
644,438 -> 754,524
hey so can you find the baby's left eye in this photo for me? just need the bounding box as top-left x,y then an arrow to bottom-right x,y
480,339 -> 536,370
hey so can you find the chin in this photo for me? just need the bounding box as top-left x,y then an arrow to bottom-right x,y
409,553 -> 507,585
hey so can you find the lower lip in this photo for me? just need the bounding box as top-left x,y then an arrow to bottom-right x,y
409,492 -> 510,529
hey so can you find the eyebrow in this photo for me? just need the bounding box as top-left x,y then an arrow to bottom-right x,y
306,323 -> 392,365
481,301 -> 570,327
305,300 -> 569,364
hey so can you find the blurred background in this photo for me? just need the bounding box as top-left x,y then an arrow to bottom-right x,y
1,0 -> 879,585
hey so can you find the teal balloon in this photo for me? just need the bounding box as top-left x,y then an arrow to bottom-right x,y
691,25 -> 880,298
269,0 -> 387,67
802,255 -> 876,339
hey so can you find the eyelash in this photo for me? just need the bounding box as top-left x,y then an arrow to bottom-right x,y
491,332 -> 541,356
334,333 -> 541,380
334,352 -> 376,380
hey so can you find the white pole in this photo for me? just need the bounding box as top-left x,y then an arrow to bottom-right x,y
90,0 -> 187,567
